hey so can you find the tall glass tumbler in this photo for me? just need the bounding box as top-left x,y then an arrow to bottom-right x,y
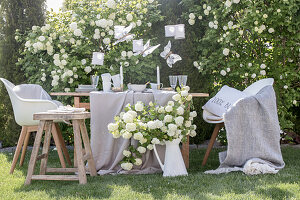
178,75 -> 187,87
91,75 -> 99,88
169,75 -> 178,90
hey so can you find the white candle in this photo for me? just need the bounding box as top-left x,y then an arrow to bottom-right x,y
120,65 -> 123,87
157,66 -> 160,87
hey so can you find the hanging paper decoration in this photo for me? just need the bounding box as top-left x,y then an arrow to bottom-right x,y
165,25 -> 176,37
91,52 -> 104,65
113,24 -> 134,45
133,39 -> 144,52
134,40 -> 160,57
164,24 -> 185,39
175,24 -> 185,39
160,41 -> 182,68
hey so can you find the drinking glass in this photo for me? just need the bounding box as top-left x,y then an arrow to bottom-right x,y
169,76 -> 178,90
91,75 -> 99,88
178,75 -> 187,87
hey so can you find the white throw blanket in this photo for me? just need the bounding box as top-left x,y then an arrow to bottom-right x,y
205,86 -> 285,175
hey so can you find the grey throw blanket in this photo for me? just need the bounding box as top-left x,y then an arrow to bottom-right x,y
205,86 -> 285,174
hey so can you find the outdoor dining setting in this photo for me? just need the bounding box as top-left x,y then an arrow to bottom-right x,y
0,0 -> 299,199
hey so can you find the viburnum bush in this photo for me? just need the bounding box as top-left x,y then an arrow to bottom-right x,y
15,0 -> 163,93
107,86 -> 197,170
182,0 -> 299,130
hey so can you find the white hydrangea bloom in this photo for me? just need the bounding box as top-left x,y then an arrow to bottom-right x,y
165,105 -> 173,112
188,19 -> 195,25
123,150 -> 131,157
209,22 -> 214,28
106,0 -> 116,9
74,29 -> 82,37
70,22 -> 78,31
126,14 -> 133,21
164,115 -> 173,123
225,0 -> 232,7
84,66 -> 92,73
251,73 -> 256,78
135,158 -> 142,166
126,123 -> 136,132
147,144 -> 153,150
260,70 -> 266,76
121,163 -> 133,171
151,138 -> 160,144
172,94 -> 181,101
123,112 -> 134,123
223,48 -> 230,56
268,28 -> 275,33
204,10 -> 209,15
168,124 -> 177,132
108,123 -> 118,132
260,64 -> 266,69
283,85 -> 288,89
121,51 -> 127,57
189,13 -> 195,19
174,116 -> 184,126
177,106 -> 185,115
103,38 -> 111,45
220,70 -> 227,76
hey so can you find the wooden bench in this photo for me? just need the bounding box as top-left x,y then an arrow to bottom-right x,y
25,112 -> 97,185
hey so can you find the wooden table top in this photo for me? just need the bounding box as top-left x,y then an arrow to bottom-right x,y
50,92 -> 209,97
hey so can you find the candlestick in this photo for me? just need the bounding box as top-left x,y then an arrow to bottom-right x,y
120,65 -> 123,90
157,66 -> 160,89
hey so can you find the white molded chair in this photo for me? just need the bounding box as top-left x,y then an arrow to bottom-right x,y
202,78 -> 274,166
0,78 -> 72,173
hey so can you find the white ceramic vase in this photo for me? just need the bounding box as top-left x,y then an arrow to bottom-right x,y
153,138 -> 188,177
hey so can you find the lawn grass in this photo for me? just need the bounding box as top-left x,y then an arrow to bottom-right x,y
0,147 -> 299,200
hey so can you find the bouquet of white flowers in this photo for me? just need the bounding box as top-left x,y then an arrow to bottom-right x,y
107,86 -> 197,170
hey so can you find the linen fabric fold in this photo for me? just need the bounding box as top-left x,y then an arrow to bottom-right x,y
90,90 -> 175,175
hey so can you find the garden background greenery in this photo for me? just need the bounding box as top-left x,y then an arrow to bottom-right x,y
0,0 -> 299,147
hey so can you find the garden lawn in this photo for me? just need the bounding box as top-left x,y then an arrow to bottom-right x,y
0,147 -> 299,200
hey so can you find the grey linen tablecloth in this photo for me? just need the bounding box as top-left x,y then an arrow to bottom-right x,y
90,90 -> 175,175
205,86 -> 285,174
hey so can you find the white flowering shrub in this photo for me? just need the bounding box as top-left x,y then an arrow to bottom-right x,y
182,0 -> 299,130
107,86 -> 197,170
16,0 -> 163,93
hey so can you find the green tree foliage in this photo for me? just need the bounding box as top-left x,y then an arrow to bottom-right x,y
0,0 -> 45,147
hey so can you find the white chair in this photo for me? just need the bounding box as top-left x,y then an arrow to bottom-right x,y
0,78 -> 72,173
202,78 -> 274,166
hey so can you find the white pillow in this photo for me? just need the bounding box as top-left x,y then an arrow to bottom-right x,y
202,85 -> 247,117
13,84 -> 52,100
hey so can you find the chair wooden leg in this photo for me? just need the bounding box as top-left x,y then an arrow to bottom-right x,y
19,129 -> 31,167
202,123 -> 224,166
54,123 -> 72,166
79,120 -> 97,176
51,124 -> 66,168
10,126 -> 28,174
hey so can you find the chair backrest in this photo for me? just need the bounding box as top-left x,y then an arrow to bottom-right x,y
0,78 -> 58,126
243,78 -> 274,96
